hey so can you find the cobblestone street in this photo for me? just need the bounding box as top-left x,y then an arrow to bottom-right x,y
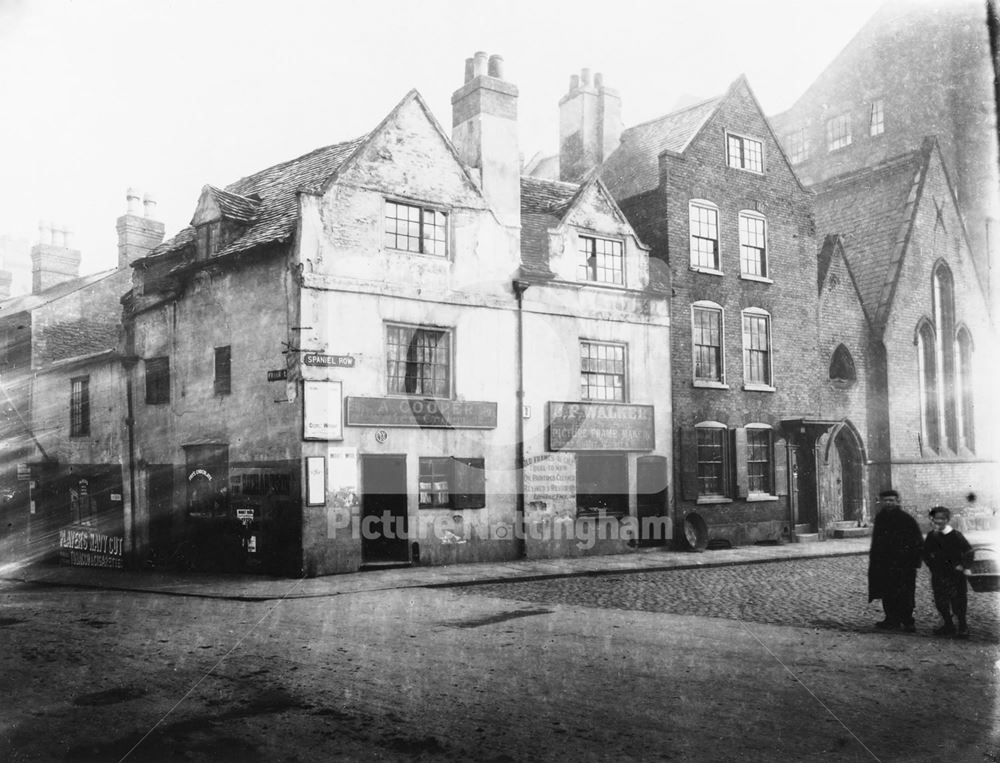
456,555 -> 1000,641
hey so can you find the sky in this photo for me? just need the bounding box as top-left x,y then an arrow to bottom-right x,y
0,0 -> 925,287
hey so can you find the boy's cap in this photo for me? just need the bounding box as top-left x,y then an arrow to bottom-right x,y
928,506 -> 951,518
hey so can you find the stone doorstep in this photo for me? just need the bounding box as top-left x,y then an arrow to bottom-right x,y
792,533 -> 821,543
832,520 -> 859,530
793,524 -> 813,534
832,527 -> 872,539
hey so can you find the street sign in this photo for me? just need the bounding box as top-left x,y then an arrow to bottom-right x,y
303,353 -> 355,368
267,369 -> 288,381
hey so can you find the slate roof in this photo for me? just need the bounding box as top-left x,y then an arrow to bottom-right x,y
601,96 -> 723,200
519,176 -> 582,277
812,145 -> 928,331
148,137 -> 366,260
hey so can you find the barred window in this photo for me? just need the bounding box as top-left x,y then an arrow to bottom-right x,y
826,113 -> 852,151
70,376 -> 89,437
692,304 -> 724,383
739,212 -> 767,277
727,133 -> 763,172
145,357 -> 170,405
577,236 -> 624,285
580,341 -> 626,401
742,310 -> 772,386
386,325 -> 451,397
384,200 -> 447,255
689,202 -> 720,270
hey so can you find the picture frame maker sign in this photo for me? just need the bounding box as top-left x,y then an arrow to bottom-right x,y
303,380 -> 343,440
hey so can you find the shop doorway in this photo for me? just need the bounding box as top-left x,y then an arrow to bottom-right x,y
360,454 -> 408,563
637,456 -> 668,546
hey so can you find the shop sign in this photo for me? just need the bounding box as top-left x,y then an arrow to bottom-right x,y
16,463 -> 30,481
345,397 -> 497,429
303,353 -> 355,368
303,380 -> 343,440
58,524 -> 124,569
548,402 -> 655,451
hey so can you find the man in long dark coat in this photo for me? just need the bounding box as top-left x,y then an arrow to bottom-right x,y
868,489 -> 923,631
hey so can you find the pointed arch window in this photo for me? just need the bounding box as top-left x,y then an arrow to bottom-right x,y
916,322 -> 939,453
932,263 -> 957,450
957,327 -> 975,452
829,344 -> 857,386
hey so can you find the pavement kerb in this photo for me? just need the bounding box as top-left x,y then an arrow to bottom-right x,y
0,537 -> 891,602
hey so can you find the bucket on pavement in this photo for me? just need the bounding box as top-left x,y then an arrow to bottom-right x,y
681,512 -> 709,552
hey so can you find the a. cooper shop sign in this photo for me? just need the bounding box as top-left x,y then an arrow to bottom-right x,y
345,397 -> 497,429
548,401 -> 655,451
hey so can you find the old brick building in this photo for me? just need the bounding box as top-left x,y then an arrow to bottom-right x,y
120,54 -> 671,576
585,74 -> 839,545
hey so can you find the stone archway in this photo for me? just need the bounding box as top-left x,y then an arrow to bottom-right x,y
818,421 -> 867,532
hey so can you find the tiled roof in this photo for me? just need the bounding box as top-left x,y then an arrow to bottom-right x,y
813,147 -> 927,330
147,137 -> 366,260
207,186 -> 260,224
519,176 -> 581,277
38,320 -> 119,364
0,270 -> 117,317
601,96 -> 723,199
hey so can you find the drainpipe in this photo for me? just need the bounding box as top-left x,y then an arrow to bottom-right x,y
124,359 -> 138,569
513,279 -> 529,559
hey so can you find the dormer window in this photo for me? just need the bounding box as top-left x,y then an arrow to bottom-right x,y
197,221 -> 221,259
726,133 -> 764,173
384,200 -> 447,256
577,235 -> 624,285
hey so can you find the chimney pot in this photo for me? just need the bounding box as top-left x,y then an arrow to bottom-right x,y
52,226 -> 65,248
143,193 -> 158,219
37,221 -> 49,245
464,57 -> 474,83
473,51 -> 488,78
581,68 -> 592,87
570,74 -> 580,92
62,226 -> 73,249
126,187 -> 142,215
595,72 -> 604,88
488,54 -> 504,79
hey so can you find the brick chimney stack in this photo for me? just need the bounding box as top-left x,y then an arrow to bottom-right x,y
116,187 -> 165,270
559,68 -> 622,183
451,52 -> 520,232
31,221 -> 82,293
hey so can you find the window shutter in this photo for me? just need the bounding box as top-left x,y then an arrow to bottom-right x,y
734,427 -> 748,499
774,436 -> 789,496
681,428 -> 699,500
452,458 -> 485,509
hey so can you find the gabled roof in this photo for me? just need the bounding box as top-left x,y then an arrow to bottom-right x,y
813,145 -> 929,333
520,175 -> 581,278
601,95 -> 723,199
148,137 -> 366,260
0,269 -> 117,318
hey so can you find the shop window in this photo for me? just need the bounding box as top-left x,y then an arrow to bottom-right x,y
577,235 -> 624,285
576,453 -> 628,517
580,340 -> 626,401
145,356 -> 170,405
386,324 -> 451,398
418,457 -> 485,509
384,200 -> 447,256
70,376 -> 89,437
214,345 -> 231,396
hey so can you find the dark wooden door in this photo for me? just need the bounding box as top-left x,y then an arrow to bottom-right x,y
636,456 -> 668,546
361,455 -> 408,563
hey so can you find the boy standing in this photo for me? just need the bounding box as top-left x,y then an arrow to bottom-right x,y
923,506 -> 974,638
